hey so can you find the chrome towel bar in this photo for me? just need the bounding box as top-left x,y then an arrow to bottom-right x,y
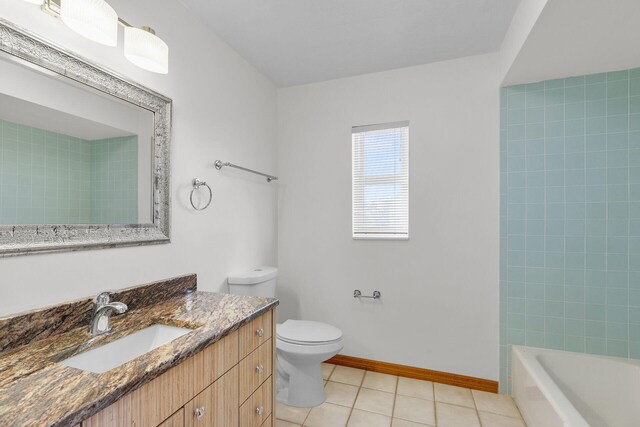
214,160 -> 278,182
353,290 -> 381,299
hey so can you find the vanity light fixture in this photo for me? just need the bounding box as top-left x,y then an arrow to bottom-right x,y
60,0 -> 118,46
124,26 -> 168,74
36,0 -> 169,74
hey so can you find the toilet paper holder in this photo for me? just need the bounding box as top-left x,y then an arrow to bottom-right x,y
353,290 -> 381,299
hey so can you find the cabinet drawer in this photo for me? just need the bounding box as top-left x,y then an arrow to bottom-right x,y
239,376 -> 272,427
239,312 -> 272,359
239,339 -> 273,403
185,366 -> 238,427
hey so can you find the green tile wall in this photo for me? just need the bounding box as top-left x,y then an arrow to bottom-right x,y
0,119 -> 91,224
90,136 -> 138,224
0,119 -> 138,225
500,67 -> 640,392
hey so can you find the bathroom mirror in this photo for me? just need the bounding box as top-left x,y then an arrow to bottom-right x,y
0,19 -> 171,256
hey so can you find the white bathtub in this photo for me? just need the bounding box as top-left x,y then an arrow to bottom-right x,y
512,345 -> 640,427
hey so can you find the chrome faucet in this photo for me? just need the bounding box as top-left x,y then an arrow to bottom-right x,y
89,291 -> 128,336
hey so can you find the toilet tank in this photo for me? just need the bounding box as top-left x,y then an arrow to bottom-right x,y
228,266 -> 278,297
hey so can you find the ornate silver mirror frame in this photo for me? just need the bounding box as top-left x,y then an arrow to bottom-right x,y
0,18 -> 171,256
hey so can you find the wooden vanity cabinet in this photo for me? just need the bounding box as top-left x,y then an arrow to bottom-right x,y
80,309 -> 275,427
158,409 -> 184,427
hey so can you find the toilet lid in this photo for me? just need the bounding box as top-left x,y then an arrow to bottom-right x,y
276,320 -> 343,345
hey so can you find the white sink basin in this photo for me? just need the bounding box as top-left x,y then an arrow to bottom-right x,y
59,324 -> 192,374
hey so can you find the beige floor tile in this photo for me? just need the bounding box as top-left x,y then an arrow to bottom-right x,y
353,387 -> 395,416
472,390 -> 521,418
393,395 -> 435,426
362,371 -> 398,393
330,366 -> 366,386
397,377 -> 434,401
321,363 -> 336,380
276,420 -> 302,427
347,409 -> 391,427
478,411 -> 527,427
391,419 -> 430,427
435,402 -> 480,427
304,402 -> 351,427
276,401 -> 311,424
324,381 -> 359,407
433,383 -> 475,408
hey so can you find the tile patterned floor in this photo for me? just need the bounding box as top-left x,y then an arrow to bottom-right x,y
275,364 -> 527,427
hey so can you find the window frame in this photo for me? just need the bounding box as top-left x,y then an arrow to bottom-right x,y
352,121 -> 409,240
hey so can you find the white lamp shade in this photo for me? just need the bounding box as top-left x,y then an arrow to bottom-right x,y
124,27 -> 168,74
60,0 -> 118,46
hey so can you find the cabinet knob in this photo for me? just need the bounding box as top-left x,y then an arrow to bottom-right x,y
256,327 -> 264,337
194,406 -> 205,420
256,364 -> 264,374
255,406 -> 264,415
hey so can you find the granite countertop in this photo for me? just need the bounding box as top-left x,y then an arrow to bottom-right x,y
0,275 -> 278,427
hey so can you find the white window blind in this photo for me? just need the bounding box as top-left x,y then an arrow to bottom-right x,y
352,121 -> 409,239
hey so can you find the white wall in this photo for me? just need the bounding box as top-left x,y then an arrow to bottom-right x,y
503,0 -> 640,85
0,0 -> 278,315
0,0 -> 547,382
497,0 -> 549,80
277,53 -> 503,380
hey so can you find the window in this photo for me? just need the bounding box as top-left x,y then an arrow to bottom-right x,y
352,121 -> 409,239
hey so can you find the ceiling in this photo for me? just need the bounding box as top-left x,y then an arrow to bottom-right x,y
179,0 -> 521,87
504,0 -> 640,85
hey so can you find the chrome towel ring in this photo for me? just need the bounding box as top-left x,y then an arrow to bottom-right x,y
190,178 -> 212,211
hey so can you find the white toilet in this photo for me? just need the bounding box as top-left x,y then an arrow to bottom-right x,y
228,266 -> 343,408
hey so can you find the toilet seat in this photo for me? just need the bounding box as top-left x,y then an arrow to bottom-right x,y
275,319 -> 344,407
276,320 -> 342,346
